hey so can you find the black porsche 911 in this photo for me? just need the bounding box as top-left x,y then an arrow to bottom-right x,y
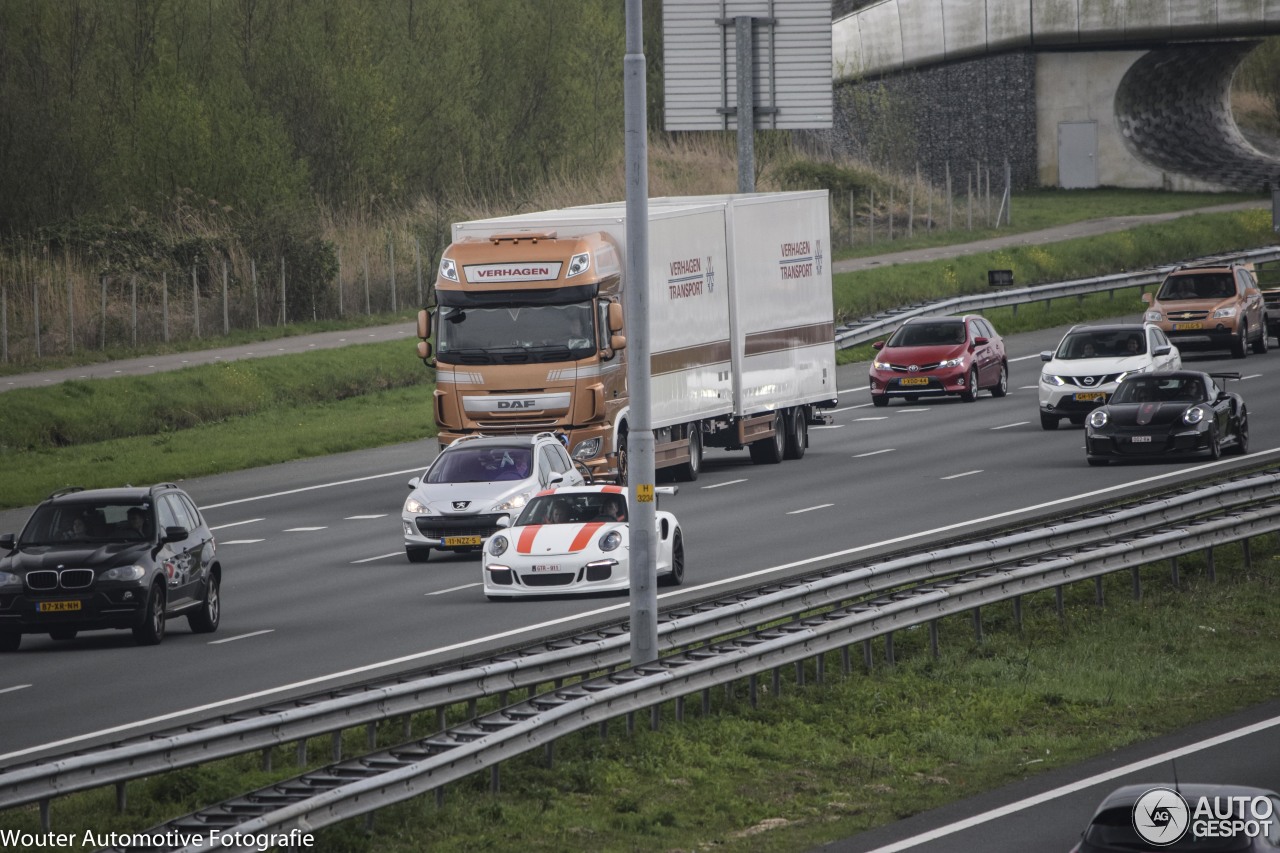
1084,370 -> 1248,466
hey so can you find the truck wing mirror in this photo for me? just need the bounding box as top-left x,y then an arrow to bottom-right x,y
417,340 -> 433,361
607,301 -> 624,333
416,308 -> 432,339
610,334 -> 626,352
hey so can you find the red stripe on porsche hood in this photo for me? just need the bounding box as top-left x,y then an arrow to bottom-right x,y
517,525 -> 541,554
601,485 -> 624,494
570,522 -> 604,552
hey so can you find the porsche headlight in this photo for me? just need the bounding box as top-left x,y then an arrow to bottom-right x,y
938,356 -> 964,368
599,530 -> 623,552
102,564 -> 146,582
1183,406 -> 1206,425
1212,306 -> 1237,319
1087,410 -> 1109,429
872,359 -> 891,370
1041,373 -> 1065,387
492,492 -> 532,512
488,535 -> 509,557
404,496 -> 431,514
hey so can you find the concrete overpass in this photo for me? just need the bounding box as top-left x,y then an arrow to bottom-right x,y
829,1 -> 1280,191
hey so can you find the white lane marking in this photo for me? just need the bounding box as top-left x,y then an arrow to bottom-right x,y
219,539 -> 266,545
426,583 -> 482,596
209,630 -> 275,645
787,504 -> 834,515
895,408 -> 930,413
1018,385 -> 1038,390
854,449 -> 895,458
1009,353 -> 1042,362
209,518 -> 264,531
353,552 -> 402,564
346,514 -> 386,520
702,479 -> 748,490
855,417 -> 889,422
1243,373 -> 1262,380
9,449 -> 1279,764
941,470 -> 983,480
832,402 -> 874,413
991,422 -> 1029,430
285,527 -> 326,532
0,684 -> 32,695
811,424 -> 846,429
860,712 -> 1280,853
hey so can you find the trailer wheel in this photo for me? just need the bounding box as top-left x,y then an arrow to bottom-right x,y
674,428 -> 702,482
783,407 -> 807,460
749,411 -> 785,465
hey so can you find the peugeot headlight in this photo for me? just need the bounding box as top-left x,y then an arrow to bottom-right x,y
1144,310 -> 1162,322
1212,306 -> 1237,319
102,564 -> 146,582
1041,373 -> 1065,387
938,356 -> 965,368
1087,410 -> 1109,429
0,571 -> 20,588
404,496 -> 432,515
1183,406 -> 1206,425
488,535 -> 509,557
492,491 -> 532,512
872,359 -> 891,370
572,438 -> 602,460
599,530 -> 623,552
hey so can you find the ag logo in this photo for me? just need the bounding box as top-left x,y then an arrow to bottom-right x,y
1132,787 -> 1190,846
498,400 -> 537,409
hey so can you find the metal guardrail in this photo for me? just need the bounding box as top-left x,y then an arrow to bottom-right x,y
124,472 -> 1280,853
833,246 -> 1280,350
4,469 -> 1277,821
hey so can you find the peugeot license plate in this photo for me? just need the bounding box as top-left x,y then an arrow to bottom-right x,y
443,536 -> 482,547
38,601 -> 81,613
900,377 -> 929,386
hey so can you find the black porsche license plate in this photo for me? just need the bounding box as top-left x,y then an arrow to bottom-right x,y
1128,435 -> 1153,443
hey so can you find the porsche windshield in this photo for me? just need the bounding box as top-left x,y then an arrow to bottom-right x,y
436,303 -> 595,365
1056,329 -> 1146,359
1111,376 -> 1208,404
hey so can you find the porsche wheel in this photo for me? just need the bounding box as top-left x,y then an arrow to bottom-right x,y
1207,426 -> 1222,459
1232,407 -> 1250,455
659,530 -> 685,587
1087,457 -> 1110,466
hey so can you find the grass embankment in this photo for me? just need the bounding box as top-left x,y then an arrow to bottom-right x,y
3,544 -> 1277,852
3,201 -> 1277,509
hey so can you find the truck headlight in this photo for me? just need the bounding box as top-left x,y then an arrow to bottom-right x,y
566,252 -> 591,278
572,438 -> 602,460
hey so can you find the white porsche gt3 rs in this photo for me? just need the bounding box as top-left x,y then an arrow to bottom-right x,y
481,485 -> 685,600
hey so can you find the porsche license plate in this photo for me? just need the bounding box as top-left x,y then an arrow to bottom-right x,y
1129,435 -> 1153,443
38,600 -> 81,613
1074,392 -> 1106,402
899,377 -> 929,386
1173,322 -> 1203,330
443,535 -> 482,547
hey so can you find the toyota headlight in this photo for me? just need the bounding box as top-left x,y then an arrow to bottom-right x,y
492,492 -> 532,512
938,356 -> 964,368
1212,306 -> 1237,319
1144,310 -> 1162,322
572,438 -> 602,460
1087,410 -> 1109,429
599,530 -> 623,552
1183,406 -> 1206,425
872,359 -> 890,370
488,535 -> 509,557
102,564 -> 146,582
1041,373 -> 1065,387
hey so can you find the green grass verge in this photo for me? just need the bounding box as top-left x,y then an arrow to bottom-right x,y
3,542 -> 1276,852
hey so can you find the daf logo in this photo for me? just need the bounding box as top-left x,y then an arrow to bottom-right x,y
1082,376 -> 1097,386
452,501 -> 470,510
497,400 -> 538,409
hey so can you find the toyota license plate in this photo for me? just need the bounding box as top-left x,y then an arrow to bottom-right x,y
899,377 -> 929,386
1129,435 -> 1153,443
1074,392 -> 1106,402
1173,322 -> 1203,330
38,600 -> 81,613
443,535 -> 482,547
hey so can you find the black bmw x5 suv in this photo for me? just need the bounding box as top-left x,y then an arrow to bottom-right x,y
0,484 -> 221,651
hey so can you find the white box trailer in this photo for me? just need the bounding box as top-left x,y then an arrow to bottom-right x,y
420,191 -> 837,482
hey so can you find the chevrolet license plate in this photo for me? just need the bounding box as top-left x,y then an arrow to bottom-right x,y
899,377 -> 929,386
443,535 -> 482,547
38,600 -> 81,613
1173,322 -> 1203,330
1074,392 -> 1106,402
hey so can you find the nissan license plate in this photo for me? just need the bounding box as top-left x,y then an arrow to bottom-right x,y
38,600 -> 81,613
1173,322 -> 1203,330
1074,392 -> 1106,402
1129,435 -> 1153,443
900,377 -> 929,386
443,535 -> 482,547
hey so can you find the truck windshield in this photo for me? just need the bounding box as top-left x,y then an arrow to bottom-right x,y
436,303 -> 596,365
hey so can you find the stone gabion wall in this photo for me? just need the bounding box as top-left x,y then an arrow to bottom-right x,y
812,51 -> 1039,190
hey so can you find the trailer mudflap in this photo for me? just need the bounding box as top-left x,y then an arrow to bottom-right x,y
736,412 -> 778,445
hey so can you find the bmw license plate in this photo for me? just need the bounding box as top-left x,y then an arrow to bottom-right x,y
1173,322 -> 1203,330
1074,392 -> 1106,402
443,536 -> 482,547
1129,435 -> 1153,443
38,600 -> 81,613
899,377 -> 929,386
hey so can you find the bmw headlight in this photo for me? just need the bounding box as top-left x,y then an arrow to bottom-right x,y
1041,373 -> 1065,386
938,356 -> 965,368
492,491 -> 532,512
1087,410 -> 1109,429
1212,306 -> 1237,319
102,564 -> 146,582
0,571 -> 20,588
1144,310 -> 1162,322
1183,406 -> 1205,425
572,438 -> 602,460
488,535 -> 509,557
404,496 -> 432,514
599,530 -> 623,552
872,359 -> 890,370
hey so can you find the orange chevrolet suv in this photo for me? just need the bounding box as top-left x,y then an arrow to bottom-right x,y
1142,262 -> 1268,359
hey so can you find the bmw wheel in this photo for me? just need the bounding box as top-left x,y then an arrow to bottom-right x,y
188,571 -> 221,633
132,582 -> 167,646
0,633 -> 19,652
